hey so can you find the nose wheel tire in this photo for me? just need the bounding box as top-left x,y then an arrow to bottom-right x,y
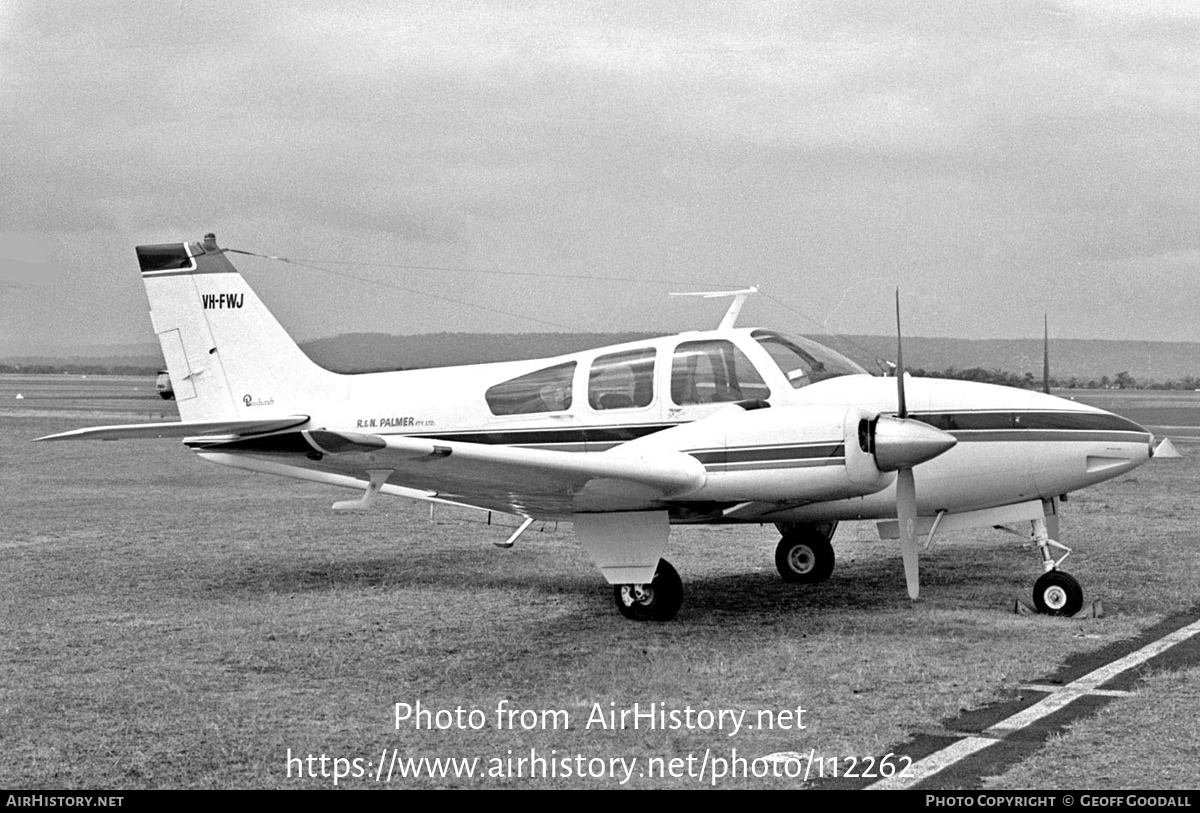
614,559 -> 682,621
1033,570 -> 1083,617
775,534 -> 835,584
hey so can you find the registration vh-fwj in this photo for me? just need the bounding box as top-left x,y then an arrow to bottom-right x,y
39,234 -> 1156,621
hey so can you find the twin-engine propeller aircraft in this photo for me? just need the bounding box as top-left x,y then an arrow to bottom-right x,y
39,234 -> 1155,621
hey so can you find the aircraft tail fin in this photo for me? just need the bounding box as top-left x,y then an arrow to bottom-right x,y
138,234 -> 346,422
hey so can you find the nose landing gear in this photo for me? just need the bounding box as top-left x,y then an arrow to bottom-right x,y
1033,570 -> 1084,616
1029,516 -> 1083,617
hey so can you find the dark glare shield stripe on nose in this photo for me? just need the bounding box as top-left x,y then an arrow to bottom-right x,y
911,410 -> 1148,434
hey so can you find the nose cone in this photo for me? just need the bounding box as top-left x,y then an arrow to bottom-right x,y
873,416 -> 958,472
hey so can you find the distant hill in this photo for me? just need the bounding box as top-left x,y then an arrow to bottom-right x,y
297,332 -> 1200,385
0,354 -> 164,370
297,332 -> 661,372
5,332 -> 1200,385
804,335 -> 1200,385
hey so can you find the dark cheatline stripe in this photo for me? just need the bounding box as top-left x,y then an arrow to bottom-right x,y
582,425 -> 677,443
418,423 -> 673,447
689,441 -> 846,473
689,442 -> 844,466
910,410 -> 1148,434
946,430 -> 1149,444
704,458 -> 845,473
729,442 -> 844,464
189,424 -> 677,454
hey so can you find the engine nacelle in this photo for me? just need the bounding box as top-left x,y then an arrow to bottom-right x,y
694,404 -> 899,503
616,402 -> 956,504
622,404 -> 913,504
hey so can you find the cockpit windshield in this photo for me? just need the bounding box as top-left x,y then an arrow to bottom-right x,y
751,330 -> 866,389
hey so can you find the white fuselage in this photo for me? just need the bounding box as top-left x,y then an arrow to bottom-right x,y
196,327 -> 1153,524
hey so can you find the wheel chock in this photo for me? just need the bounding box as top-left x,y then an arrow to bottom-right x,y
1012,598 -> 1036,615
1072,599 -> 1104,619
1012,597 -> 1104,618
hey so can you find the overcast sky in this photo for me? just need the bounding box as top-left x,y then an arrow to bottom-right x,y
2,1 -> 1198,353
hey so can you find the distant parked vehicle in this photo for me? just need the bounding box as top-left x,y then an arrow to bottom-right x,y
155,371 -> 174,400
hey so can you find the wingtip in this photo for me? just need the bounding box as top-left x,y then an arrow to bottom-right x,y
32,430 -> 75,442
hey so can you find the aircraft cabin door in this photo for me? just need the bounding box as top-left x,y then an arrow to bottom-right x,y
582,347 -> 665,452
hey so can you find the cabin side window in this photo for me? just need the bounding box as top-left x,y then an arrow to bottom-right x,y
670,340 -> 770,405
588,348 -> 656,410
485,362 -> 576,415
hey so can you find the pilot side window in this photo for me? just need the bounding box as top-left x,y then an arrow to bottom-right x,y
670,340 -> 770,405
588,348 -> 656,410
485,362 -> 576,415
753,332 -> 863,388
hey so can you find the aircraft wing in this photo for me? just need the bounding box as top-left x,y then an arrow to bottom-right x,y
190,429 -> 707,517
35,416 -> 311,442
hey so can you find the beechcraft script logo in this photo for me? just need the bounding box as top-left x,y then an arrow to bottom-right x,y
202,293 -> 244,309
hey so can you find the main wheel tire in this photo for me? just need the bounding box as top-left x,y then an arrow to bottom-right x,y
775,533 -> 835,583
614,559 -> 683,621
1033,570 -> 1084,617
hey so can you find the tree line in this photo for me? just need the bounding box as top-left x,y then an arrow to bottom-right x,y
910,367 -> 1200,391
0,363 -> 162,376
4,362 -> 1200,391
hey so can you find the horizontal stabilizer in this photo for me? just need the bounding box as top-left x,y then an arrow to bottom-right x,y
35,416 -> 310,442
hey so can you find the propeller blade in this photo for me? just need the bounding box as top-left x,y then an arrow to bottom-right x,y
895,289 -> 907,419
894,289 -> 920,599
1043,313 -> 1051,395
897,467 -> 919,600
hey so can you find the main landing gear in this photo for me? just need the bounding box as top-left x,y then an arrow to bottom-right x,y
774,522 -> 837,584
614,559 -> 683,622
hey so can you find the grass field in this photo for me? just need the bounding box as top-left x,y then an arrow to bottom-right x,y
2,375 -> 1199,789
